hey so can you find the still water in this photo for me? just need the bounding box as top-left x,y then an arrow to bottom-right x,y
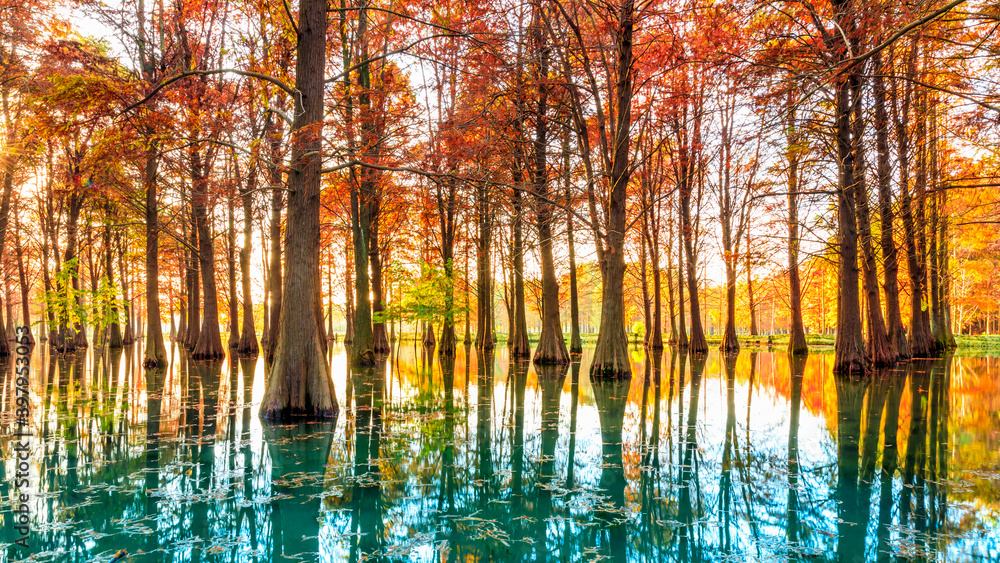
0,342 -> 997,562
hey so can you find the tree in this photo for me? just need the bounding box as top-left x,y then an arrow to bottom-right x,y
260,0 -> 338,420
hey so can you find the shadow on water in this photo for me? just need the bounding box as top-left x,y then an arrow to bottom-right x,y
1,345 -> 997,562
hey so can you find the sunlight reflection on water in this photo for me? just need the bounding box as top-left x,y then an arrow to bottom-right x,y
0,341 -> 997,562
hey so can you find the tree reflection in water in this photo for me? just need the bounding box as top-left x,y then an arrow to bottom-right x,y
2,345 -> 995,562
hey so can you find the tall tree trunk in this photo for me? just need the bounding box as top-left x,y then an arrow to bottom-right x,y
852,70 -> 893,366
168,281 -> 176,342
590,0 -> 636,375
831,31 -> 866,374
65,191 -> 88,349
650,237 -> 664,349
463,236 -> 472,345
185,201 -> 201,350
940,213 -> 956,348
564,144 -> 583,354
87,220 -> 101,346
260,0 -> 338,420
746,229 -> 757,337
344,242 -> 354,343
928,99 -> 946,351
873,50 -> 908,359
476,181 -> 495,351
676,219 -> 688,349
719,102 -> 740,354
176,220 -> 188,344
640,222 -> 651,346
438,207 -> 458,359
914,83 -> 933,351
665,208 -> 677,345
14,217 -> 33,346
105,217 -> 123,349
786,110 -> 807,355
895,42 -> 933,357
326,262 -> 334,339
0,90 -> 16,355
227,193 -> 239,349
191,163 -> 225,360
368,192 -> 389,355
238,176 -> 259,354
119,240 -> 135,345
263,148 -> 284,357
348,3 -> 379,365
350,169 -> 374,364
510,185 -> 530,358
530,10 -> 568,366
680,175 -> 706,354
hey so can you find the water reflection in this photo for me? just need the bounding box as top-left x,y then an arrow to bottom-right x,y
0,345 -> 997,562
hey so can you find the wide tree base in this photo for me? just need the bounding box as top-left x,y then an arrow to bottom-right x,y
261,334 -> 339,421
108,324 -> 123,348
237,327 -> 259,355
688,340 -> 709,355
533,330 -> 569,366
373,324 -> 391,355
590,331 -> 631,379
193,326 -> 226,360
720,328 -> 740,355
833,346 -> 868,375
867,332 -> 896,367
422,324 -> 436,350
74,329 -> 89,348
438,325 -> 457,358
510,340 -> 531,358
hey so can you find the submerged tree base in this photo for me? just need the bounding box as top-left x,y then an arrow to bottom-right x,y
261,333 -> 339,421
589,334 -> 631,378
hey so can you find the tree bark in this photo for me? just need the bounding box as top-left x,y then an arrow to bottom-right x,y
590,0 -> 636,375
476,181 -> 495,351
185,200 -> 201,350
227,192 -> 239,349
433,177 -> 459,359
142,163 -> 168,359
873,50 -> 908,359
894,41 -> 933,357
530,7 -> 568,366
263,113 -> 284,357
680,170 -> 706,354
191,159 -> 225,360
719,98 -> 740,354
65,187 -> 88,349
786,111 -> 807,355
118,239 -> 135,345
104,215 -> 123,349
928,99 -> 946,351
238,172 -> 259,354
14,217 -> 33,346
851,70 -> 893,366
564,141 -> 583,354
509,184 -> 530,358
676,216 -> 688,349
344,242 -> 354,343
260,0 -> 338,420
831,22 -> 866,374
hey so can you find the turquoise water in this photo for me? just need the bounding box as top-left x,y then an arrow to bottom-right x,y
1,343 -> 998,562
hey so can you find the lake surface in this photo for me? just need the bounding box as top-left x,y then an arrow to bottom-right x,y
1,342 -> 998,562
